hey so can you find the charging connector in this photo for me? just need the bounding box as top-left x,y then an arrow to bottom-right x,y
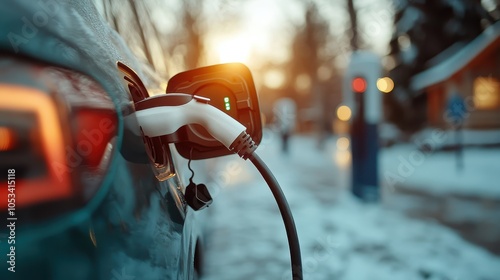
134,94 -> 245,148
133,93 -> 302,280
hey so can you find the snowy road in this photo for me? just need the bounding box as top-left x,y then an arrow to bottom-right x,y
199,132 -> 500,280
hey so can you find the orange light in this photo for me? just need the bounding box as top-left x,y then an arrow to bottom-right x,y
0,127 -> 15,151
0,84 -> 72,209
377,77 -> 394,93
352,77 -> 367,93
337,105 -> 352,121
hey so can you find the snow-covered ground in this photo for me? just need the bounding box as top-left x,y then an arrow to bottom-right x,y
379,140 -> 500,251
200,131 -> 500,280
380,144 -> 500,198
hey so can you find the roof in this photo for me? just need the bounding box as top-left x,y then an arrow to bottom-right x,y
410,21 -> 500,92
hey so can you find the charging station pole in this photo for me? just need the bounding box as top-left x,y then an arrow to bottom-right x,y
343,51 -> 381,202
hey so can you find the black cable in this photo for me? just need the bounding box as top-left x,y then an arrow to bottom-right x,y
248,153 -> 303,280
188,147 -> 195,184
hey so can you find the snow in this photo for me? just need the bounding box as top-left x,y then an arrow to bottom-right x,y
412,128 -> 500,148
380,141 -> 500,198
200,131 -> 500,280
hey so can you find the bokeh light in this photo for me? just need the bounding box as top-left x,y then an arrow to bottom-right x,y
352,77 -> 367,93
336,136 -> 350,151
336,105 -> 352,121
264,69 -> 286,89
295,74 -> 311,93
377,77 -> 394,93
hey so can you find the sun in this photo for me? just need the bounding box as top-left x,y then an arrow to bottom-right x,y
214,35 -> 252,64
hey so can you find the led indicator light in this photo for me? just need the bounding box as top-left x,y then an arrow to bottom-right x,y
224,97 -> 231,111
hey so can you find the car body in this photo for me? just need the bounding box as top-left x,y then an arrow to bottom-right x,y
0,1 -> 203,279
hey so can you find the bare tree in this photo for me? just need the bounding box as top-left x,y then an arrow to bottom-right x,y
128,0 -> 154,67
94,0 -> 208,74
180,0 -> 205,70
281,1 -> 341,141
347,0 -> 360,51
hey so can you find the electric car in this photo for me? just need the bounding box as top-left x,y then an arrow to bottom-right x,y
0,1 -> 297,279
0,1 -> 206,279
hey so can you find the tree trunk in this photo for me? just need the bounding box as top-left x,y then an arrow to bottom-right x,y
347,0 -> 359,50
128,0 -> 155,68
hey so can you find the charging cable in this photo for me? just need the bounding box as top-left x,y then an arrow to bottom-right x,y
247,153 -> 303,279
132,93 -> 303,279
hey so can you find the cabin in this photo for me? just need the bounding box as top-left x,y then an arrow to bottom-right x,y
410,21 -> 500,130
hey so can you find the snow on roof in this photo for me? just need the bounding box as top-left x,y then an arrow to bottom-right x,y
410,21 -> 500,92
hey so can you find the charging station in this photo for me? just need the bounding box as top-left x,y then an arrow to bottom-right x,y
343,51 -> 382,202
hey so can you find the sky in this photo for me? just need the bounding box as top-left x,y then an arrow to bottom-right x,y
204,0 -> 308,66
201,0 -> 395,68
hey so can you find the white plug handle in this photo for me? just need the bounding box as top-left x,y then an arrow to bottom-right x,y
135,99 -> 246,148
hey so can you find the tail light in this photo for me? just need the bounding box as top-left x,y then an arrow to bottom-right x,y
0,56 -> 117,220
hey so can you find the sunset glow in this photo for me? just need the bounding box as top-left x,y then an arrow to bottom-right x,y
215,36 -> 252,64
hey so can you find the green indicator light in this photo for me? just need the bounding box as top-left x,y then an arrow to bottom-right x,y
224,97 -> 231,111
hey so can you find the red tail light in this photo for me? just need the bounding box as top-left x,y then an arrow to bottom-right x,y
0,58 -> 117,216
0,85 -> 72,208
